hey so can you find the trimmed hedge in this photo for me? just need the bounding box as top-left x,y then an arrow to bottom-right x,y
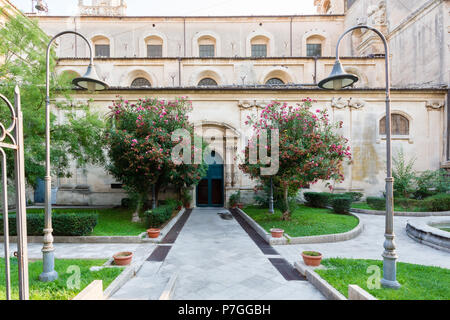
304,192 -> 336,208
344,192 -> 363,202
423,194 -> 450,212
332,197 -> 353,214
366,197 -> 386,210
0,213 -> 98,236
144,200 -> 180,228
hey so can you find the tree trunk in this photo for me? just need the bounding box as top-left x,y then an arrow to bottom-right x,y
132,193 -> 144,223
281,186 -> 291,221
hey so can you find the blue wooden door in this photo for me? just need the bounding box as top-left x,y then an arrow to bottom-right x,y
197,152 -> 224,207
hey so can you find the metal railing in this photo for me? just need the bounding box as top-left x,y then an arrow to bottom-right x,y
1,86 -> 29,300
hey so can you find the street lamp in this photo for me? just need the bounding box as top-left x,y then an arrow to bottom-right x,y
318,25 -> 401,289
40,31 -> 109,282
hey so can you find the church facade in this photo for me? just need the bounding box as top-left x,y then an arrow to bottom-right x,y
26,0 -> 449,206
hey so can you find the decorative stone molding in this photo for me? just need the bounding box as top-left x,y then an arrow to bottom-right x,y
426,100 -> 445,111
367,0 -> 386,25
331,97 -> 366,110
238,100 -> 272,109
78,0 -> 127,16
348,97 -> 366,109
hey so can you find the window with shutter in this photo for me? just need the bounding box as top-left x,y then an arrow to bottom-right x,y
380,114 -> 410,135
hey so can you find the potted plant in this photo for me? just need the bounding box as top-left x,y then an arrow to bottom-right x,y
301,251 -> 323,267
147,228 -> 161,238
113,251 -> 133,266
229,193 -> 239,209
270,228 -> 285,238
181,190 -> 192,209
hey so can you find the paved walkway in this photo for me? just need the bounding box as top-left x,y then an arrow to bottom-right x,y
110,208 -> 325,300
276,214 -> 450,269
1,243 -> 156,261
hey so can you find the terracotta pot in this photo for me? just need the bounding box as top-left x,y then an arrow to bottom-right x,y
147,228 -> 161,239
231,204 -> 237,209
237,203 -> 244,209
301,252 -> 323,267
270,228 -> 284,238
113,252 -> 133,266
184,203 -> 191,209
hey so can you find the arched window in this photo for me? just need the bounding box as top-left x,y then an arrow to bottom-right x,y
92,36 -> 110,58
146,36 -> 163,58
380,114 -> 410,135
131,77 -> 151,88
251,36 -> 269,57
266,78 -> 285,85
198,36 -> 216,58
198,78 -> 218,86
306,35 -> 325,57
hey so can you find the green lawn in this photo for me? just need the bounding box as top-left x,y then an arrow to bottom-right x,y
243,205 -> 359,237
440,228 -> 450,233
351,202 -> 428,212
0,258 -> 124,300
25,208 -> 147,236
351,202 -> 404,211
316,258 -> 450,300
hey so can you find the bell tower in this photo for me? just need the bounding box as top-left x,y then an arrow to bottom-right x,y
78,0 -> 127,16
314,0 -> 345,14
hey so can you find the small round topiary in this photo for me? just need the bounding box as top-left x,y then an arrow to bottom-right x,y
331,196 -> 353,214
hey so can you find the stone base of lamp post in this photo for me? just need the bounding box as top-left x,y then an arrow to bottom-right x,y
381,252 -> 401,289
39,250 -> 58,282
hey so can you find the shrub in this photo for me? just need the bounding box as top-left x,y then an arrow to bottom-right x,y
394,198 -> 422,211
344,192 -> 363,202
304,192 -> 336,208
165,199 -> 182,211
415,169 -> 450,199
181,189 -> 192,207
121,198 -> 131,208
393,149 -> 417,198
423,194 -> 450,212
366,197 -> 386,210
229,192 -> 240,207
144,204 -> 174,228
0,212 -> 98,236
332,197 -> 353,214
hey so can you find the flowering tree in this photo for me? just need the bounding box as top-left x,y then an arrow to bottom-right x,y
240,99 -> 352,221
105,97 -> 207,222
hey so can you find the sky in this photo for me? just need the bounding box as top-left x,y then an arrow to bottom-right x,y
10,0 -> 317,16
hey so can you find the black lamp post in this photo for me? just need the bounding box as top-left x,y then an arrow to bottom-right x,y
40,30 -> 109,282
318,25 -> 400,289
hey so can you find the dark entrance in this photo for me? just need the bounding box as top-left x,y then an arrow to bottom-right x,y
196,151 -> 224,207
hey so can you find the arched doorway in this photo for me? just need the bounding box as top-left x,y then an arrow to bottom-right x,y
196,151 -> 224,207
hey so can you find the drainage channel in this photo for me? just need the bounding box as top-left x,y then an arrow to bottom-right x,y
231,209 -> 306,281
147,209 -> 193,262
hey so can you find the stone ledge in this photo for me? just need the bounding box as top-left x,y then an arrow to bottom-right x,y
72,280 -> 104,300
159,272 -> 178,300
236,207 -> 362,245
406,217 -> 450,253
294,261 -> 346,300
8,208 -> 186,244
348,285 -> 377,300
351,208 -> 450,217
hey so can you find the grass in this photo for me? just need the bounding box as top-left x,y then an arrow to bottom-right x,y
243,205 -> 359,237
25,208 -> 147,236
440,228 -> 450,233
316,258 -> 450,300
351,202 -> 405,211
0,258 -> 124,300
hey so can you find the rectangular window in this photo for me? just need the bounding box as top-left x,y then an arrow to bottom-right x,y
251,44 -> 267,57
199,45 -> 215,57
95,44 -> 110,58
307,44 -> 322,57
147,45 -> 163,57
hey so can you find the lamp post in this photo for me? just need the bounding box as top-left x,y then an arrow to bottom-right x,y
39,31 -> 109,282
318,25 -> 400,289
269,177 -> 274,214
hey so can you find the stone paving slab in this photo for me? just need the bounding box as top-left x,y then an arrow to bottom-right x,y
111,207 -> 325,300
275,214 -> 450,269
